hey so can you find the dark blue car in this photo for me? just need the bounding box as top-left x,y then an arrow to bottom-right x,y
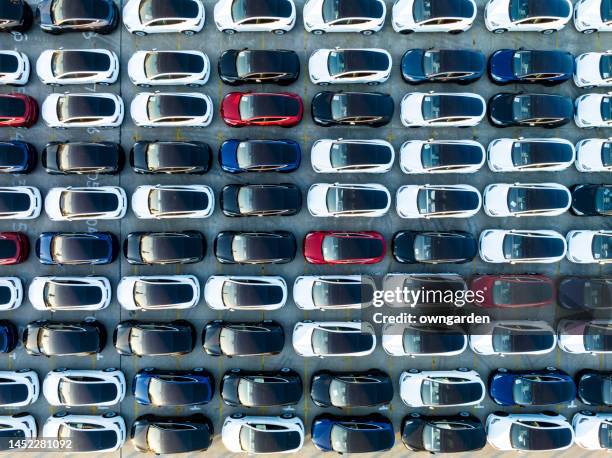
0,141 -> 36,174
219,139 -> 301,173
312,414 -> 394,454
401,49 -> 485,84
488,49 -> 574,85
489,367 -> 576,406
0,320 -> 17,353
36,232 -> 118,265
133,368 -> 214,407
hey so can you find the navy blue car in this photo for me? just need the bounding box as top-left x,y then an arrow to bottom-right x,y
489,49 -> 574,85
0,321 -> 17,354
0,141 -> 36,173
312,414 -> 394,454
401,49 -> 485,84
489,367 -> 576,406
133,368 -> 214,407
219,139 -> 300,173
36,232 -> 118,265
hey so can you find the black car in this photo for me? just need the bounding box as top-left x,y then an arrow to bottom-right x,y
571,184 -> 612,216
214,231 -> 296,264
488,49 -> 574,85
0,141 -> 35,173
0,0 -> 32,33
42,142 -> 123,175
202,320 -> 284,357
113,320 -> 195,357
310,370 -> 393,408
576,370 -> 611,406
393,230 -> 477,264
401,413 -> 486,453
133,368 -> 215,406
219,49 -> 300,86
401,49 -> 486,84
221,368 -> 302,407
312,414 -> 394,454
37,0 -> 119,34
311,91 -> 394,127
559,277 -> 611,310
488,93 -> 574,128
124,231 -> 206,265
131,414 -> 213,455
221,184 -> 301,217
23,319 -> 105,356
130,141 -> 211,174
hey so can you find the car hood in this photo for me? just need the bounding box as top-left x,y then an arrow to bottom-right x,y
218,50 -> 239,80
401,49 -> 425,80
489,94 -> 514,123
311,92 -> 334,122
489,50 -> 514,80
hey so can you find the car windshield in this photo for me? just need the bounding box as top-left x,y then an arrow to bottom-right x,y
512,95 -> 532,121
311,328 -> 372,355
513,51 -> 531,77
322,0 -> 340,22
421,378 -> 482,405
599,422 -> 612,449
513,376 -> 573,405
601,97 -> 611,121
44,281 -> 102,309
239,424 -> 300,454
602,0 -> 612,22
331,95 -> 348,120
593,234 -> 612,261
413,0 -> 433,21
596,187 -> 612,213
327,51 -> 346,76
222,279 -> 283,308
509,0 -> 530,21
600,55 -> 612,81
59,378 -> 117,405
492,278 -> 552,306
492,326 -> 554,353
134,280 -> 193,308
423,51 -> 441,75
584,323 -> 612,352
510,423 -> 572,451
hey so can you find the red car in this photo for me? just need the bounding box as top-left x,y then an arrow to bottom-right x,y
221,92 -> 303,127
471,274 -> 554,308
304,231 -> 386,265
0,232 -> 28,265
0,94 -> 38,128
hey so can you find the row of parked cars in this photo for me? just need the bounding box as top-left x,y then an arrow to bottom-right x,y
1,91 -> 609,128
0,408 -> 609,454
1,0 -> 610,36
0,272 -> 608,311
0,317 -> 605,356
1,138 -> 611,175
1,47 -> 610,88
0,228 -> 609,265
0,182 -> 609,220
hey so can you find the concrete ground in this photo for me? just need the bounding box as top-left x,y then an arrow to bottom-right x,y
0,0 -> 610,456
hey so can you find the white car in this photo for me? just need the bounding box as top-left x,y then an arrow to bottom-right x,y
43,413 -> 126,453
479,229 -> 567,263
42,93 -> 124,129
43,369 -> 126,407
567,230 -> 612,264
576,138 -> 612,171
309,48 -> 392,85
0,415 -> 36,440
0,51 -> 29,85
292,321 -> 376,357
484,0 -> 573,33
36,49 -> 119,86
214,0 -> 296,34
558,319 -> 612,354
470,320 -> 557,355
575,93 -> 612,128
483,183 -> 571,217
0,186 -> 41,219
574,0 -> 612,33
131,185 -> 214,219
399,369 -> 485,408
400,92 -> 486,127
44,186 -> 127,221
128,50 -> 210,87
573,412 -> 612,450
311,139 -> 394,173
293,275 -> 376,310
130,92 -> 213,127
123,0 -> 205,35
205,276 -> 287,311
0,370 -> 39,407
574,51 -> 612,88
487,138 -> 575,172
28,276 -> 111,311
486,413 -> 574,451
222,414 -> 304,454
382,323 -> 467,357
118,275 -> 199,311
392,0 -> 477,33
400,139 -> 485,174
0,278 -> 22,310
307,183 -> 390,217
303,0 -> 386,34
396,184 -> 481,219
